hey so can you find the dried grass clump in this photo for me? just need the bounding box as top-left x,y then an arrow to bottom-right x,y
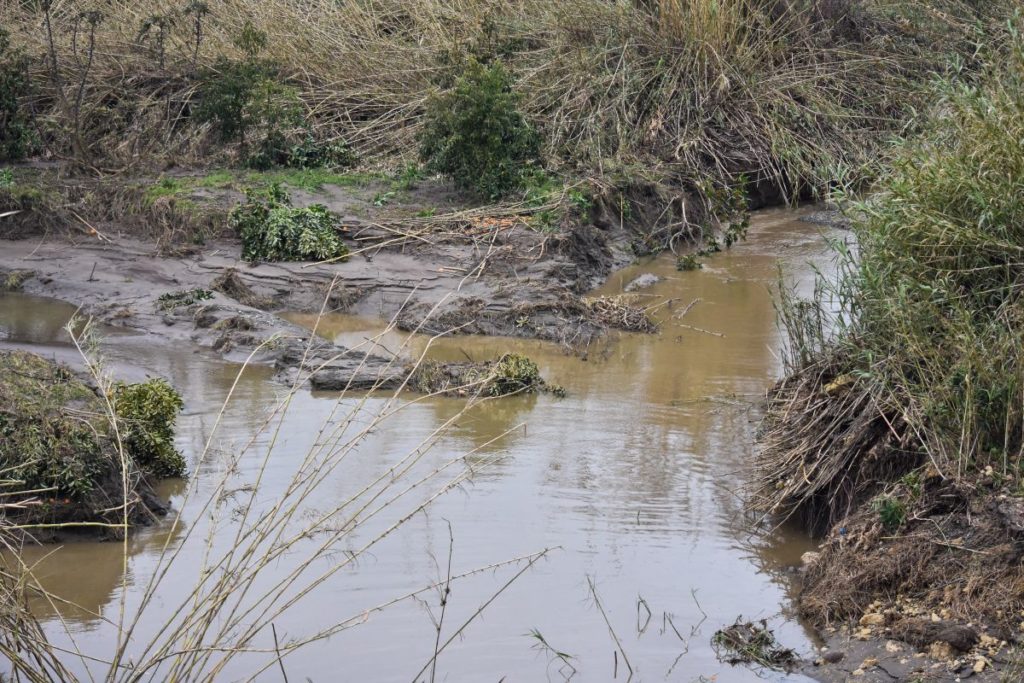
585,295 -> 657,334
754,20 -> 1024,634
0,0 -> 1016,217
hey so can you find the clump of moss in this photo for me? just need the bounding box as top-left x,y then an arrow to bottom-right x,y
0,351 -> 186,530
229,184 -> 348,262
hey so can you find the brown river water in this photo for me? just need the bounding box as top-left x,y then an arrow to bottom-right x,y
2,207 -> 846,681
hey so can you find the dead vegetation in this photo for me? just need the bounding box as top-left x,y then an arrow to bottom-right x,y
753,24 -> 1024,647
1,0 -> 1018,250
712,619 -> 797,671
410,353 -> 559,398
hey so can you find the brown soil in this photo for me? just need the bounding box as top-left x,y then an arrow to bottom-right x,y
0,171 -> 656,390
754,365 -> 1024,681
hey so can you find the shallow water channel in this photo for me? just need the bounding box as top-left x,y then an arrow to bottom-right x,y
3,207 -> 845,681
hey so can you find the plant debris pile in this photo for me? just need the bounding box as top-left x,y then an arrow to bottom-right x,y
712,619 -> 797,671
0,350 -> 184,533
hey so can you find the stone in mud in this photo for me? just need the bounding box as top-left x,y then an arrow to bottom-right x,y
624,273 -> 661,292
800,209 -> 851,230
274,337 -> 405,391
893,618 -> 979,653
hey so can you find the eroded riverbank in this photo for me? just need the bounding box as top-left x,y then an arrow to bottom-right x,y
3,208 -> 843,681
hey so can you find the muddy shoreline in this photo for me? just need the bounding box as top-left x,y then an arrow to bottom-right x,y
0,173 -> 662,390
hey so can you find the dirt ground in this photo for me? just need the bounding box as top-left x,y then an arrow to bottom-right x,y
0,171 -> 650,389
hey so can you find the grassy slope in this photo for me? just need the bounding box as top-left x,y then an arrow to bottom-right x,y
755,21 -> 1024,634
3,1 -> 1017,222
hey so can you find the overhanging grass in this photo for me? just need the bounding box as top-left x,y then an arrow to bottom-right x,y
756,20 -> 1024,525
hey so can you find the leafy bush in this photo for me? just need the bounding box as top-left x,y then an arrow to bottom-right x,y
420,57 -> 540,199
0,27 -> 34,162
195,58 -> 357,171
113,379 -> 186,478
195,59 -> 301,147
872,496 -> 906,531
229,184 -> 348,262
489,353 -> 542,396
0,353 -> 108,499
0,352 -> 186,510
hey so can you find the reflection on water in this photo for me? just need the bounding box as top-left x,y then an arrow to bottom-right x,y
4,208 -> 842,681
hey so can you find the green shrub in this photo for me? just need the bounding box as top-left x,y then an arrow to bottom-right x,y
420,57 -> 540,199
195,58 -> 302,151
0,352 -> 186,509
488,353 -> 542,396
0,354 -> 108,499
195,59 -> 357,171
0,27 -> 34,162
113,379 -> 186,479
229,184 -> 348,262
775,25 -> 1024,478
872,496 -> 906,531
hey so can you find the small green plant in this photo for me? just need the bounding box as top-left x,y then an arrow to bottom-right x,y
488,353 -> 542,396
677,254 -> 703,271
144,176 -> 187,205
420,57 -> 540,199
286,135 -> 357,170
873,495 -> 907,531
156,288 -> 213,311
229,184 -> 348,262
415,206 -> 437,218
0,168 -> 12,189
234,20 -> 267,59
372,190 -> 396,207
0,27 -> 35,162
113,379 -> 186,478
394,163 -> 423,191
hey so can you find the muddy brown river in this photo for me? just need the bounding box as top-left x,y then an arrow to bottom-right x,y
2,208 -> 844,681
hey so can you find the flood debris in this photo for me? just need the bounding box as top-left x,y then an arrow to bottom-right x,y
210,267 -> 275,310
0,350 -> 182,537
711,618 -> 797,671
410,353 -> 561,398
1,268 -> 33,292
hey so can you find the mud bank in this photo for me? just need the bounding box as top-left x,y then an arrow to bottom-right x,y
0,350 -> 180,538
0,173 -> 658,389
